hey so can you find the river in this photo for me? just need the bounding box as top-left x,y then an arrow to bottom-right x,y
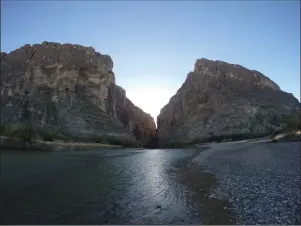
0,148 -> 221,224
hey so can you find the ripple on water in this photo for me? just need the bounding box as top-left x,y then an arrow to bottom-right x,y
0,148 -> 201,224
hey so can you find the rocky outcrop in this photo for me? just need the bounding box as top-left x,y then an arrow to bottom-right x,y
157,58 -> 300,146
1,42 -> 156,144
115,86 -> 156,143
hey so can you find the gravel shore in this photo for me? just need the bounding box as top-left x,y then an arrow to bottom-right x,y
194,141 -> 301,225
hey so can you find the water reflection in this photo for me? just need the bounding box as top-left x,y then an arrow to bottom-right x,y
0,149 -> 197,224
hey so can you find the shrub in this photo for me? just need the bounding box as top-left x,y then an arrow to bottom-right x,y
41,132 -> 54,142
81,135 -> 107,144
104,136 -> 140,148
0,125 -> 5,135
1,125 -> 34,143
37,129 -> 66,142
284,113 -> 301,131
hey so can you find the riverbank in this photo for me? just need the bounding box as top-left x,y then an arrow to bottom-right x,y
161,128 -> 301,149
192,140 -> 301,224
0,136 -> 122,151
170,151 -> 236,224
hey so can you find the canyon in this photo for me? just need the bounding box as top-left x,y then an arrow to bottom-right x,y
1,42 -> 299,148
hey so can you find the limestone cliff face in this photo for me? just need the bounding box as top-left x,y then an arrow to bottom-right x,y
116,86 -> 156,143
157,58 -> 300,145
1,42 -> 156,143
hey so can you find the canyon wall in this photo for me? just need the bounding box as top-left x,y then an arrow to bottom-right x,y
157,58 -> 300,146
1,42 -> 156,144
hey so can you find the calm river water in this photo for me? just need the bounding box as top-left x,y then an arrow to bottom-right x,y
0,148 -> 206,224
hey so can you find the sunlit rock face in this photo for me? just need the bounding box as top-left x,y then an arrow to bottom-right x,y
1,42 -> 156,143
157,58 -> 300,146
116,85 -> 156,144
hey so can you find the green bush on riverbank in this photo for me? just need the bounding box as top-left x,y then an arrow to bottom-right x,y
285,113 -> 301,130
1,125 -> 137,145
0,125 -> 34,141
78,135 -> 142,148
0,125 -> 67,142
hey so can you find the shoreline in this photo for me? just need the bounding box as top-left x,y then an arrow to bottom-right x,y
0,136 -> 122,151
191,140 -> 300,224
169,148 -> 236,224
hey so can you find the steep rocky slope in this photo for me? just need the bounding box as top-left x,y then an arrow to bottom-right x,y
1,42 -> 156,144
157,58 -> 300,146
116,85 -> 156,143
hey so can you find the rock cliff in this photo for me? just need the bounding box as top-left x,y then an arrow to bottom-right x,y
157,58 -> 300,146
1,42 -> 156,144
116,85 -> 156,143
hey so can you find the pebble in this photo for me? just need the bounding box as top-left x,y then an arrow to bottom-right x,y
197,142 -> 300,224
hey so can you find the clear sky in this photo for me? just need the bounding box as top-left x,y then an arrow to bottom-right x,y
1,0 -> 300,120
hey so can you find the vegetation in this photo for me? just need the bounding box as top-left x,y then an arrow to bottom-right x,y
95,136 -> 142,148
0,125 -> 66,143
1,125 -> 141,150
0,125 -> 34,141
68,134 -> 142,148
270,113 -> 301,136
37,129 -> 67,142
165,132 -> 273,148
284,113 -> 301,130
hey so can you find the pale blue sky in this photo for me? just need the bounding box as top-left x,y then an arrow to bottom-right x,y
1,1 -> 300,119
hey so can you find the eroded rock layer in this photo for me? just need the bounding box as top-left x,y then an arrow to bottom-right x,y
1,42 -> 156,144
157,58 -> 300,145
116,85 -> 156,143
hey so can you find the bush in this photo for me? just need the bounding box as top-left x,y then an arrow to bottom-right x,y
0,125 -> 5,135
1,125 -> 34,143
36,129 -> 66,142
41,132 -> 54,142
105,136 -> 141,148
75,135 -> 140,147
284,113 -> 301,130
80,135 -> 107,144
